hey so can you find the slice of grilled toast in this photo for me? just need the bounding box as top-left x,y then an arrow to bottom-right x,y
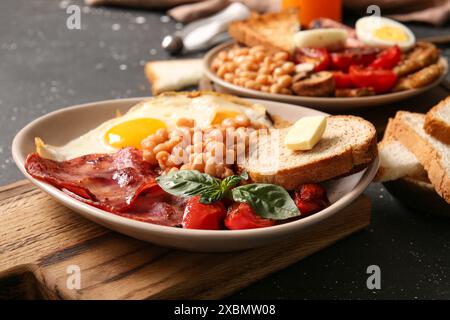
240,116 -> 378,190
228,9 -> 299,53
145,59 -> 203,95
390,111 -> 450,204
375,118 -> 425,182
424,96 -> 450,144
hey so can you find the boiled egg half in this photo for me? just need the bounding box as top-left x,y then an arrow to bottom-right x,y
356,16 -> 415,51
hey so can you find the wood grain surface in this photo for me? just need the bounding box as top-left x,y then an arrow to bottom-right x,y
0,180 -> 371,300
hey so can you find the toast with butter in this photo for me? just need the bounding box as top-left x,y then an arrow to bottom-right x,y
240,115 -> 378,190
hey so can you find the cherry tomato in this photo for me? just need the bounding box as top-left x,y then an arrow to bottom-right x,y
349,65 -> 398,94
294,48 -> 330,72
294,184 -> 330,217
370,45 -> 401,70
182,196 -> 226,230
330,48 -> 378,71
225,202 -> 275,230
332,71 -> 354,89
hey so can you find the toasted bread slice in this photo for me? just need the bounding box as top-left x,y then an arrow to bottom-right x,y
145,59 -> 203,95
375,118 -> 425,182
424,96 -> 450,144
240,116 -> 377,190
394,62 -> 443,92
394,42 -> 440,77
228,10 -> 299,53
390,111 -> 450,204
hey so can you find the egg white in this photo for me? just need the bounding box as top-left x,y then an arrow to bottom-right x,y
294,28 -> 348,50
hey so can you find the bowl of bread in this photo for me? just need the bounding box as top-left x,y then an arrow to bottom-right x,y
376,97 -> 450,215
203,10 -> 448,110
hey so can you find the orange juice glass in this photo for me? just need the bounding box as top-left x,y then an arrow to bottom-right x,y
282,0 -> 342,26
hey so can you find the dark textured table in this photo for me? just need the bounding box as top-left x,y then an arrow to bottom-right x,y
1,0 -> 450,299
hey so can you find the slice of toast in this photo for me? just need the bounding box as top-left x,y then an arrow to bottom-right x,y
228,10 -> 299,53
390,111 -> 450,204
240,115 -> 378,190
424,96 -> 450,144
375,118 -> 425,182
145,59 -> 203,95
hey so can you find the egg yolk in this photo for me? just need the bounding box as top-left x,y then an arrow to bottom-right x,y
212,109 -> 242,125
374,26 -> 408,42
105,118 -> 166,149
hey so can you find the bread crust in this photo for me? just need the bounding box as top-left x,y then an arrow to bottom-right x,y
145,62 -> 161,95
228,10 -> 298,53
424,96 -> 450,144
391,112 -> 450,204
242,115 -> 378,190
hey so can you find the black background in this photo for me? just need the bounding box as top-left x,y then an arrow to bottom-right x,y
1,0 -> 450,299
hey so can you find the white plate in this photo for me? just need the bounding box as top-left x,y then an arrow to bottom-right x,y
12,97 -> 379,252
204,42 -> 449,111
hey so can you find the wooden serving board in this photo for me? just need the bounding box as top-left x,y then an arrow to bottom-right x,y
0,180 -> 371,300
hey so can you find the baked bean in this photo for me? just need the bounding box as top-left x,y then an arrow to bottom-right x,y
241,61 -> 258,71
176,118 -> 195,128
238,71 -> 256,79
261,85 -> 270,92
235,48 -> 250,56
258,67 -> 271,75
244,80 -> 258,89
180,164 -> 192,171
221,118 -> 237,128
141,137 -> 156,150
216,65 -> 228,78
277,75 -> 293,88
204,158 -> 217,176
191,154 -> 205,171
273,67 -> 286,77
224,73 -> 234,82
217,51 -> 228,61
281,61 -> 295,74
235,114 -> 250,127
253,51 -> 265,62
249,45 -> 266,54
273,51 -> 289,61
156,128 -> 169,140
255,74 -> 270,85
280,88 -> 293,95
210,59 -> 222,71
143,149 -> 158,165
270,84 -> 282,94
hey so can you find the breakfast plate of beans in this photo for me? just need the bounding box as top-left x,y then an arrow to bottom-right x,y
204,41 -> 448,110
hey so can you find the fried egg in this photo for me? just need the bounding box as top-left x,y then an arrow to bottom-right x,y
36,93 -> 272,161
356,16 -> 415,51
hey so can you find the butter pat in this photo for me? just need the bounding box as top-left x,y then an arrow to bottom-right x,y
285,116 -> 327,151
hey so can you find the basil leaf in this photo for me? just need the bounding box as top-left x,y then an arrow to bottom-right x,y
231,184 -> 300,220
156,170 -> 221,202
199,188 -> 224,204
221,175 -> 242,190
